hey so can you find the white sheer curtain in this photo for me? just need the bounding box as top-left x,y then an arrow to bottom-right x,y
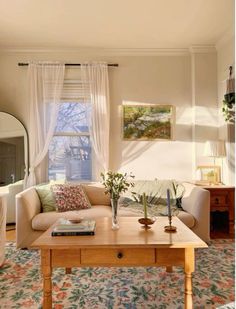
81,62 -> 110,179
26,61 -> 65,187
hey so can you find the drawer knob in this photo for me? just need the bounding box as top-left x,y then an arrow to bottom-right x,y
117,252 -> 123,259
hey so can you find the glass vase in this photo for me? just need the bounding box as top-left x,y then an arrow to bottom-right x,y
111,198 -> 119,230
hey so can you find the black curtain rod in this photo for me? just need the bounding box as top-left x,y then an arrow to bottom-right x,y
18,62 -> 118,67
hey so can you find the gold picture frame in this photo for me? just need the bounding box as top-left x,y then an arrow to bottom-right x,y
196,165 -> 221,185
122,104 -> 174,141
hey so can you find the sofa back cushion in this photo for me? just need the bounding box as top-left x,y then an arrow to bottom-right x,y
81,183 -> 110,206
119,179 -> 185,217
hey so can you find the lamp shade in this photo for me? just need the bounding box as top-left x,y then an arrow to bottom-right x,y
204,140 -> 226,157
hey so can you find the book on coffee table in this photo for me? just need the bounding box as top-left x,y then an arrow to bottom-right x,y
51,219 -> 96,236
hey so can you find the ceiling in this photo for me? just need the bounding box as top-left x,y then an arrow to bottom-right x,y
0,0 -> 234,49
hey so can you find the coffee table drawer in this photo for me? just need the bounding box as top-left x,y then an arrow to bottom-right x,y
81,248 -> 155,265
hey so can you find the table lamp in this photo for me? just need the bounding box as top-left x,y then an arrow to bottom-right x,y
204,140 -> 226,184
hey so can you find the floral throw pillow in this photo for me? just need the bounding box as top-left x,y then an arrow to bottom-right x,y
51,184 -> 91,212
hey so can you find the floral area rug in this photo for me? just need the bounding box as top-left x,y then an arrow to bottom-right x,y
0,240 -> 234,309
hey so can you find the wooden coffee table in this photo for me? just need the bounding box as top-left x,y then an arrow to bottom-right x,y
32,216 -> 207,309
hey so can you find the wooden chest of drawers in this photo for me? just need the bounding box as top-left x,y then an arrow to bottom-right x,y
203,186 -> 235,236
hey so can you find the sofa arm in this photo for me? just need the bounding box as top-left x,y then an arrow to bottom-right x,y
16,187 -> 41,248
182,185 -> 210,242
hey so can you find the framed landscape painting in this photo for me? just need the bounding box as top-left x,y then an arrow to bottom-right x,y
123,104 -> 174,140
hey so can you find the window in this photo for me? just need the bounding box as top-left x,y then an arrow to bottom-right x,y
48,102 -> 92,181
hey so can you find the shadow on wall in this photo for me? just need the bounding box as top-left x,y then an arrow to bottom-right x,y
121,142 -> 154,167
110,122 -> 220,173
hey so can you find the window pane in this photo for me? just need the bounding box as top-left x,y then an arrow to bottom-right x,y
55,102 -> 91,133
49,136 -> 92,181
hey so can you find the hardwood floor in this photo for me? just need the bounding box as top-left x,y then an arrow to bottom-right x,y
6,229 -> 16,242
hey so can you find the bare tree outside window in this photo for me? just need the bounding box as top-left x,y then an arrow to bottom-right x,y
48,102 -> 92,181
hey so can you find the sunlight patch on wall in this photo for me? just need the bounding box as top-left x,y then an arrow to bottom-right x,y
175,106 -> 192,125
194,106 -> 219,127
120,141 -> 192,181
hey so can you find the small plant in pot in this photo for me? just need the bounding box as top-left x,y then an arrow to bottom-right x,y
101,171 -> 135,230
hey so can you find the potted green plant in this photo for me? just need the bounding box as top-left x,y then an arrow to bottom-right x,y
222,92 -> 235,123
101,171 -> 134,229
222,68 -> 235,123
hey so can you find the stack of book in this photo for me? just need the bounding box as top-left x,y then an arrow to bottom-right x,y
51,219 -> 96,236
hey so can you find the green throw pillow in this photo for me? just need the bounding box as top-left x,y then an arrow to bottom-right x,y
35,183 -> 56,212
35,180 -> 65,212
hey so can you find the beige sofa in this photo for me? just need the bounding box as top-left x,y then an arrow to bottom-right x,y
15,182 -> 210,248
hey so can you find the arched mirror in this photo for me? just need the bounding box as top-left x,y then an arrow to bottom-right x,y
0,112 -> 28,186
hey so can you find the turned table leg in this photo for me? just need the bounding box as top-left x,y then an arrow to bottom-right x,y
184,248 -> 194,309
166,266 -> 173,272
41,250 -> 52,309
185,272 -> 193,309
66,268 -> 72,274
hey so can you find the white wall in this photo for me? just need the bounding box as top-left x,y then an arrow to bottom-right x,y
191,51 -> 218,173
217,35 -> 235,185
109,55 -> 192,180
0,49 -> 219,182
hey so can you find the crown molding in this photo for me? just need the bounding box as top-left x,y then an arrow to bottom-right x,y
189,45 -> 216,54
0,46 -> 190,56
0,45 -> 219,56
99,48 -> 190,56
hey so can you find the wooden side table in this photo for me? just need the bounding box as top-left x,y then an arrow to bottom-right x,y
202,186 -> 235,237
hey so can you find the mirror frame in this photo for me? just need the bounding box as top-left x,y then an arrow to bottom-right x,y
0,111 -> 29,185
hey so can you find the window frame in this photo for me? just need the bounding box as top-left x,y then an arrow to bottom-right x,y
48,99 -> 92,182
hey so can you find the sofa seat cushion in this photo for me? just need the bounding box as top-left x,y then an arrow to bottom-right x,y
119,209 -> 195,229
32,206 -> 112,231
33,208 -> 195,231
